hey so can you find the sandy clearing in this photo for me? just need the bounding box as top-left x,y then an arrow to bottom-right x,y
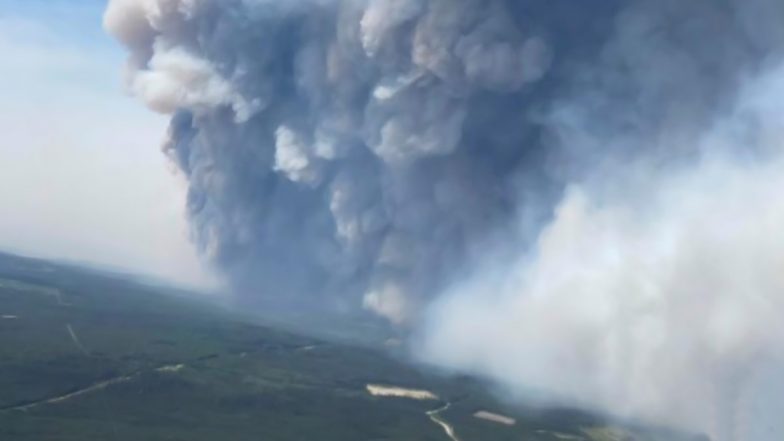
157,364 -> 185,373
366,384 -> 438,400
474,410 -> 516,426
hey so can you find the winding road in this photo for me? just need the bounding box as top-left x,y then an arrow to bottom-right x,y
427,401 -> 460,441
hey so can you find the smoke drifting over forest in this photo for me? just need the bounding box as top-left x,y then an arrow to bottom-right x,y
106,1 -> 784,439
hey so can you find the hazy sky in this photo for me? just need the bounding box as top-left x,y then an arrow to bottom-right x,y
0,0 -> 214,287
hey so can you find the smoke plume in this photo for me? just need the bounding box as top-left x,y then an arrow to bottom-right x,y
420,64 -> 784,441
105,0 -> 784,439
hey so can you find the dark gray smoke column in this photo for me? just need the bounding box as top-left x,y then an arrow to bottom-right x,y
105,0 -> 783,322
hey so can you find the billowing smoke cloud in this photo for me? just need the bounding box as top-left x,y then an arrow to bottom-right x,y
420,64 -> 784,441
105,0 -> 784,439
106,0 -> 590,320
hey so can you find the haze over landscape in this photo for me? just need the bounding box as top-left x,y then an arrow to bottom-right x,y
2,1 -> 784,441
0,0 -> 212,287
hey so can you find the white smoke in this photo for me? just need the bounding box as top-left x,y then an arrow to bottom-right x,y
419,64 -> 784,441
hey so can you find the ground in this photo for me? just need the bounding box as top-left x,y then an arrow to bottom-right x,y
0,252 -> 699,441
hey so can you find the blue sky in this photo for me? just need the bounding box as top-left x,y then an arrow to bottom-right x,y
0,0 -> 214,287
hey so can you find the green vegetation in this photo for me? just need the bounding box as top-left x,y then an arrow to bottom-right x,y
0,252 -> 698,440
